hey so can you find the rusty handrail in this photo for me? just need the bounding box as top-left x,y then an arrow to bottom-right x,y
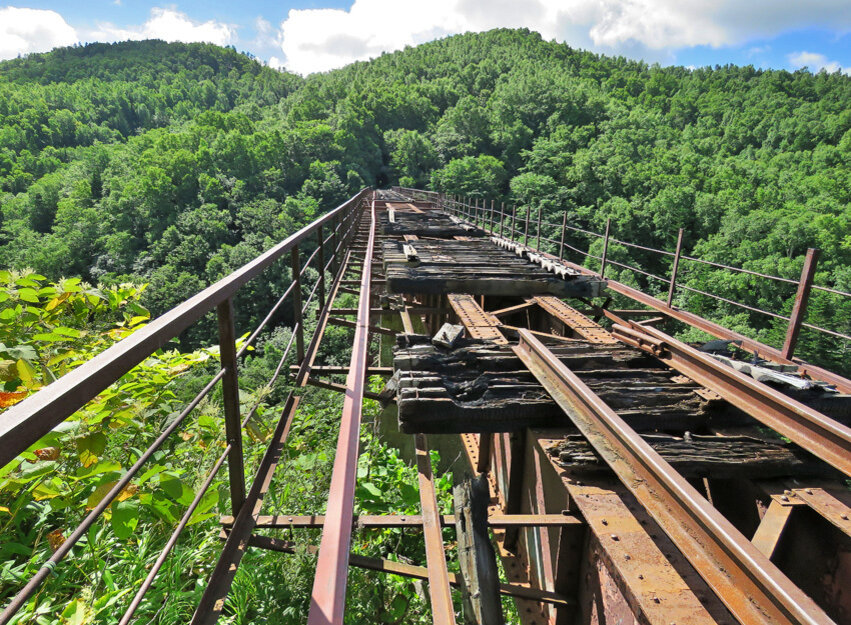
307,194 -> 377,624
0,188 -> 371,625
0,188 -> 371,469
434,191 -> 851,372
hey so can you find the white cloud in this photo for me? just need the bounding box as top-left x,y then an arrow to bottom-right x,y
87,8 -> 236,47
0,6 -> 78,60
788,50 -> 849,74
276,0 -> 851,74
267,56 -> 286,70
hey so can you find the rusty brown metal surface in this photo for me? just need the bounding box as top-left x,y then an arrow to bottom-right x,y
611,321 -> 851,479
567,482 -> 721,625
531,296 -> 618,344
220,513 -> 583,529
216,298 -> 246,515
788,488 -> 851,538
306,196 -> 376,625
513,328 -> 834,625
752,499 -> 796,558
782,248 -> 820,360
415,433 -> 458,624
447,293 -> 508,343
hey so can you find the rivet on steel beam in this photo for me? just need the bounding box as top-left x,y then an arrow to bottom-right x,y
611,535 -> 619,541
653,597 -> 661,604
780,495 -> 789,502
601,519 -> 608,525
806,489 -> 813,495
841,514 -> 849,521
638,574 -> 645,580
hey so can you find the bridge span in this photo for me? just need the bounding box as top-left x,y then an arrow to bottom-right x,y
2,188 -> 850,625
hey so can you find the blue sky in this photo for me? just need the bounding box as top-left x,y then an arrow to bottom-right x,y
1,1 -> 849,76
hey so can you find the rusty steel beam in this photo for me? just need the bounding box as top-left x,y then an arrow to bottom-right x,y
415,433 -> 457,625
565,481 -> 723,625
306,196 -> 376,625
190,395 -> 301,625
752,499 -> 796,559
245,534 -> 573,607
530,296 -> 618,344
612,322 -> 851,479
220,513 -> 582,529
513,328 -> 834,625
788,488 -> 851,538
447,293 -> 508,344
782,248 -> 820,360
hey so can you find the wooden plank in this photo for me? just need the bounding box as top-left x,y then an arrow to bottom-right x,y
454,476 -> 505,624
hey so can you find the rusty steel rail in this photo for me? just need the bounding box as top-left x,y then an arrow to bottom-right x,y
512,328 -> 834,625
610,321 -> 851,479
307,194 -> 377,625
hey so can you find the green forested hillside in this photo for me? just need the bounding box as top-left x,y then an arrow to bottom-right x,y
1,30 -> 849,368
1,28 -> 850,625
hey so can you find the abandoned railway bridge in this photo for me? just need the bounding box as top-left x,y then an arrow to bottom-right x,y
1,187 -> 850,625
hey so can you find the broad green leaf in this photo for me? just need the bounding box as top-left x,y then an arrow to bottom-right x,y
32,478 -> 63,501
86,481 -> 118,509
76,432 -> 108,468
110,500 -> 139,539
0,309 -> 16,322
17,288 -> 39,303
75,460 -> 120,480
159,474 -> 194,505
4,345 -> 36,361
32,333 -> 66,342
16,359 -> 38,389
53,327 -> 83,338
61,598 -> 90,625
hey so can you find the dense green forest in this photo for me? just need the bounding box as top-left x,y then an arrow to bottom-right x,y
0,29 -> 849,623
1,30 -> 848,370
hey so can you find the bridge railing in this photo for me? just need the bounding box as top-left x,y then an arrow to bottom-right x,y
432,193 -> 850,382
0,188 -> 372,624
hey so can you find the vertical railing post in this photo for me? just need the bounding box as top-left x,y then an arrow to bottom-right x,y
330,215 -> 339,275
317,224 -> 326,317
498,202 -> 505,237
216,298 -> 246,515
523,206 -> 530,247
489,199 -> 495,234
511,204 -> 517,241
291,247 -> 305,363
535,205 -> 543,251
559,212 -> 567,260
600,217 -> 611,278
667,228 -> 685,307
782,247 -> 820,360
